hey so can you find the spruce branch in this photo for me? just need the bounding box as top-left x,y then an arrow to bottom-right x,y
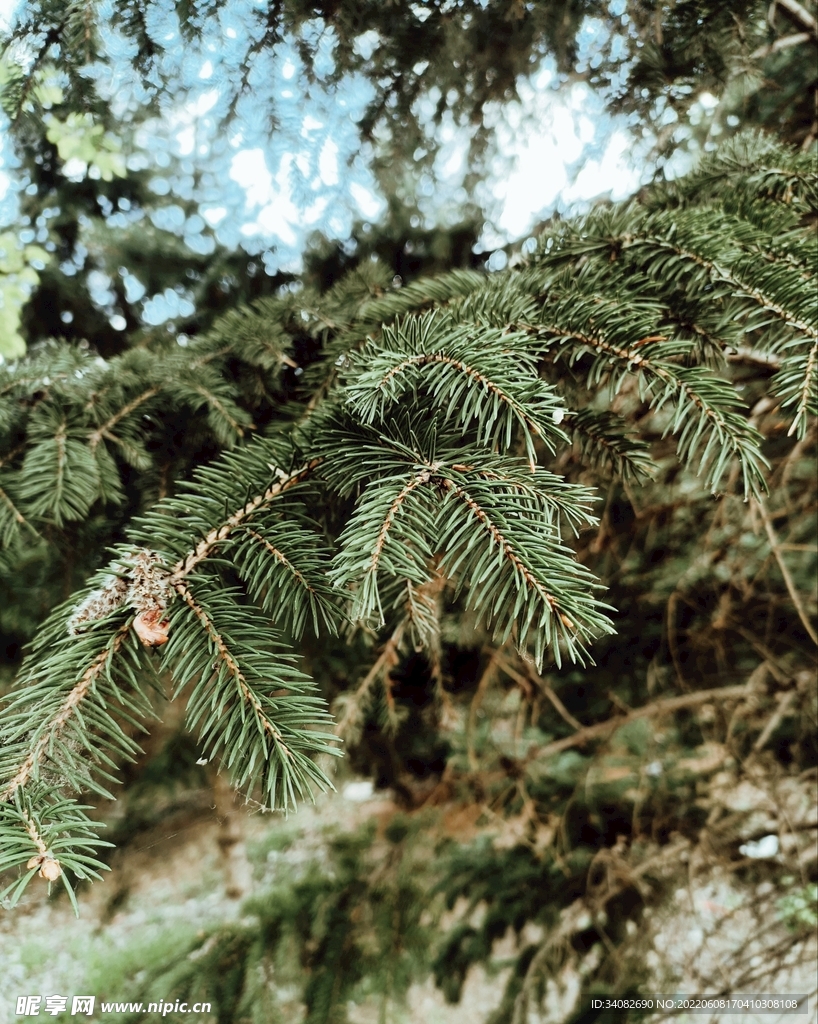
0,788 -> 111,914
0,476 -> 40,545
329,463 -> 439,625
86,386 -> 160,451
0,132 -> 814,912
345,313 -> 568,469
566,409 -> 655,483
0,622 -> 143,804
775,339 -> 818,439
169,456 -> 321,579
231,521 -> 340,637
168,581 -> 339,809
529,307 -> 769,498
436,472 -> 613,668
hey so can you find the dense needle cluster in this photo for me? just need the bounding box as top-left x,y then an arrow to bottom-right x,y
0,133 -> 815,917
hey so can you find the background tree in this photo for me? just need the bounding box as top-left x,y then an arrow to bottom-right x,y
0,2 -> 816,1022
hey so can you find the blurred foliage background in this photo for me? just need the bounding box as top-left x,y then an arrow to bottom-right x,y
0,2 -> 816,1022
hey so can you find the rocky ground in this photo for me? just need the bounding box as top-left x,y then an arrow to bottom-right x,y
1,773 -> 815,1024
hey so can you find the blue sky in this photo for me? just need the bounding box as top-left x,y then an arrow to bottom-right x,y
0,2 -> 650,250
0,0 -> 684,334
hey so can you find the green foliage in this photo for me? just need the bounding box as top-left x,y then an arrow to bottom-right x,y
0,231 -> 50,359
88,820 -> 433,1024
0,133 -> 815,922
778,883 -> 818,931
0,6 -> 813,1016
45,112 -> 127,182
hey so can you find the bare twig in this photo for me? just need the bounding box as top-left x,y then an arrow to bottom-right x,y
751,30 -> 812,57
510,658 -> 584,732
334,622 -> 405,740
752,690 -> 797,752
467,647 -> 502,770
773,0 -> 818,35
511,838 -> 690,1024
754,497 -> 818,645
524,684 -> 751,764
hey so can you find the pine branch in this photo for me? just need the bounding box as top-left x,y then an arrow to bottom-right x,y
231,521 -> 340,637
345,312 -> 567,469
329,463 -> 439,624
87,386 -> 160,450
1,131 -> 815,914
527,303 -> 769,498
436,470 -> 613,668
774,338 -> 818,438
168,581 -> 339,809
0,788 -> 111,914
566,409 -> 655,483
0,622 -> 145,805
168,455 -> 321,579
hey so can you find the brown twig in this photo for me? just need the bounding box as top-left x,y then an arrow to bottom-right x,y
0,625 -> 131,804
773,0 -> 818,35
752,690 -> 797,752
334,622 -> 405,739
524,684 -> 752,764
754,497 -> 818,645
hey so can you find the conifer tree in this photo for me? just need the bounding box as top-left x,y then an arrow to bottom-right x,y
0,129 -> 814,909
0,3 -> 816,1020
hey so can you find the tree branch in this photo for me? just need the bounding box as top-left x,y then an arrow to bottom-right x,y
87,386 -> 160,450
170,459 -> 320,579
524,684 -> 752,764
773,0 -> 818,35
0,625 -> 131,804
173,581 -> 296,762
752,30 -> 813,57
755,497 -> 818,645
441,478 -> 574,628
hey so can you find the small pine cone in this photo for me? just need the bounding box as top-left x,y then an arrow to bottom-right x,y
39,858 -> 62,881
133,607 -> 171,647
25,854 -> 63,880
67,576 -> 130,635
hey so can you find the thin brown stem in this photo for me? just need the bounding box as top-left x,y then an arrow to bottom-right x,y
87,387 -> 160,450
0,625 -> 131,804
774,0 -> 818,34
755,497 -> 818,644
523,684 -> 752,764
334,622 -> 405,739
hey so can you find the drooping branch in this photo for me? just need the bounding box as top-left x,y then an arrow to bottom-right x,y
0,624 -> 131,804
173,581 -> 296,762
